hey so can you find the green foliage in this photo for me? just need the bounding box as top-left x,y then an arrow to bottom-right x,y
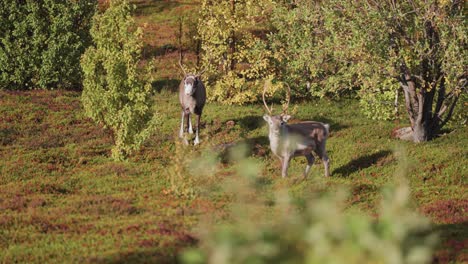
80,0 -> 158,161
0,0 -> 96,90
328,0 -> 466,122
0,1 -> 466,262
182,149 -> 437,264
197,0 -> 273,104
166,138 -> 199,198
268,1 -> 356,98
359,81 -> 399,121
1,90 -> 467,263
268,0 -> 466,123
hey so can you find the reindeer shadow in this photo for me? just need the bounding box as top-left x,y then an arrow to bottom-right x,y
142,44 -> 177,59
214,135 -> 269,164
152,79 -> 180,93
235,115 -> 265,131
332,150 -> 392,178
134,1 -> 183,16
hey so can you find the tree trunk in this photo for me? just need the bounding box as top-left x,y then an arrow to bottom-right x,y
412,120 -> 430,142
394,14 -> 463,143
398,73 -> 461,143
400,74 -> 435,142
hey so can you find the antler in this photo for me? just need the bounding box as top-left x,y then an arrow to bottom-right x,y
262,81 -> 273,115
178,52 -> 187,76
196,67 -> 207,77
282,83 -> 291,114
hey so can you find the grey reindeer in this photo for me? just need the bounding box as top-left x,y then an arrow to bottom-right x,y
262,84 -> 330,178
178,59 -> 206,145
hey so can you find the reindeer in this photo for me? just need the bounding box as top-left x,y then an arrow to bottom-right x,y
178,58 -> 206,145
262,84 -> 330,178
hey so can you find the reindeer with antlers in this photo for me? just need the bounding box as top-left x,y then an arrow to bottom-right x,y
262,84 -> 330,178
178,57 -> 206,145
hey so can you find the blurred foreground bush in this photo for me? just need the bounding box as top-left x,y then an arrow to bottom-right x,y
0,0 -> 96,89
181,146 -> 437,264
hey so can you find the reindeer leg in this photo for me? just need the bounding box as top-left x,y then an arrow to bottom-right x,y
317,146 -> 330,177
188,113 -> 194,134
186,113 -> 191,133
179,110 -> 185,138
304,153 -> 315,178
194,114 -> 201,145
322,153 -> 330,177
281,156 -> 291,178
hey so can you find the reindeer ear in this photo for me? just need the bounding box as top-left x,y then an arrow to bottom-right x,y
263,114 -> 270,122
282,115 -> 291,122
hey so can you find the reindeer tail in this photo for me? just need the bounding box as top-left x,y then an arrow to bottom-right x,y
323,123 -> 330,136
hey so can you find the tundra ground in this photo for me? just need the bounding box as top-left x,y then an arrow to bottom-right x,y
1,0 -> 466,263
0,90 -> 466,263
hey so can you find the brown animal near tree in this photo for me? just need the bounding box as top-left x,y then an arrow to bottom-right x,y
262,83 -> 330,178
178,56 -> 206,145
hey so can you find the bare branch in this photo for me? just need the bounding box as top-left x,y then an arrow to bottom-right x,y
177,17 -> 187,76
282,83 -> 291,115
437,104 -> 448,117
178,52 -> 187,76
439,78 -> 466,128
413,75 -> 425,83
439,94 -> 460,128
196,67 -> 207,77
394,88 -> 399,116
400,73 -> 421,128
434,77 -> 446,116
416,91 -> 424,123
401,82 -> 415,127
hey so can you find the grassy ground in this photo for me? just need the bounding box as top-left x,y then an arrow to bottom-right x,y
1,90 -> 466,263
1,1 -> 467,263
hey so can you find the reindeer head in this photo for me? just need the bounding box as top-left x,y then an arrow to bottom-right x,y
263,114 -> 292,133
179,55 -> 206,96
262,82 -> 291,132
183,75 -> 198,96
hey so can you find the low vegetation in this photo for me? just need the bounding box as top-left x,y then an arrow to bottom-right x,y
0,0 -> 466,263
0,89 -> 466,263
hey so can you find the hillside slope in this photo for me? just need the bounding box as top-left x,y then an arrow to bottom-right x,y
0,1 -> 466,263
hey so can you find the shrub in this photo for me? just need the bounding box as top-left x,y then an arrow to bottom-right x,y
197,0 -> 273,105
0,0 -> 96,90
80,0 -> 158,161
322,0 -> 466,140
269,0 -> 467,142
268,1 -> 349,98
181,148 -> 437,264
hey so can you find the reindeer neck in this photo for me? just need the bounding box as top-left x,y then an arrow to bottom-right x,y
268,125 -> 289,156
